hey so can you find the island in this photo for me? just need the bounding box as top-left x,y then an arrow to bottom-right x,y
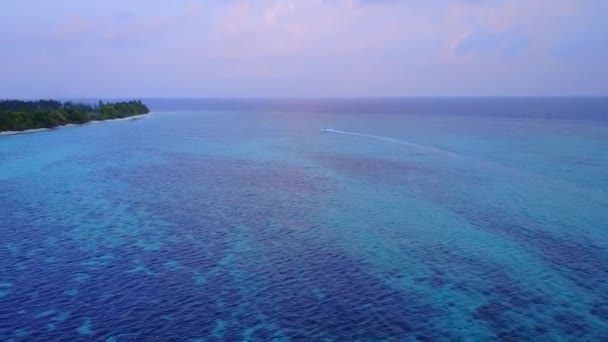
0,99 -> 150,133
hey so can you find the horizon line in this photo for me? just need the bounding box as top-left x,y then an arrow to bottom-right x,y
3,95 -> 608,101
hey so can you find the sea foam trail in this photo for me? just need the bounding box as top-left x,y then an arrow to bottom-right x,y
322,128 -> 455,156
323,128 -> 608,215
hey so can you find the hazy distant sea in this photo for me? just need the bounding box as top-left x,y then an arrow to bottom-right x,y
1,98 -> 607,340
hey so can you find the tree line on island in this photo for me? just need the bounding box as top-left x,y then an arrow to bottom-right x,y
0,99 -> 150,132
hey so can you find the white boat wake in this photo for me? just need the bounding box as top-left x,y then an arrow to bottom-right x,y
321,128 -> 454,155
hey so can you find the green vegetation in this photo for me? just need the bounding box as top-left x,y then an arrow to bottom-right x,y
0,99 -> 150,132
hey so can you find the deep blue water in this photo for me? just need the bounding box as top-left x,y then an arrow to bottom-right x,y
1,98 -> 608,340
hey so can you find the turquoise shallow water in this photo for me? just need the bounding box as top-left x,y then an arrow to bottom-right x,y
1,98 -> 608,340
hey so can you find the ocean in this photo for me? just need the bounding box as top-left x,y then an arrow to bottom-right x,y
1,98 -> 607,340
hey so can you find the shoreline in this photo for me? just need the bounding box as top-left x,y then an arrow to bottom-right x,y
0,113 -> 151,137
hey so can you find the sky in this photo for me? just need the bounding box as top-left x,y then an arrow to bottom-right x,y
0,0 -> 607,98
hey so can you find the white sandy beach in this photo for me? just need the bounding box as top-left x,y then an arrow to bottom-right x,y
0,113 -> 151,137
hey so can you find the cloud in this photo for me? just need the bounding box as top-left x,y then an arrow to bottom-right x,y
48,14 -> 176,48
555,31 -> 608,60
552,1 -> 608,60
454,28 -> 528,57
0,1 -> 203,49
0,0 -> 607,97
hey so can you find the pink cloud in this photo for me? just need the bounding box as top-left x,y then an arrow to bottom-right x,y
1,0 -> 606,97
